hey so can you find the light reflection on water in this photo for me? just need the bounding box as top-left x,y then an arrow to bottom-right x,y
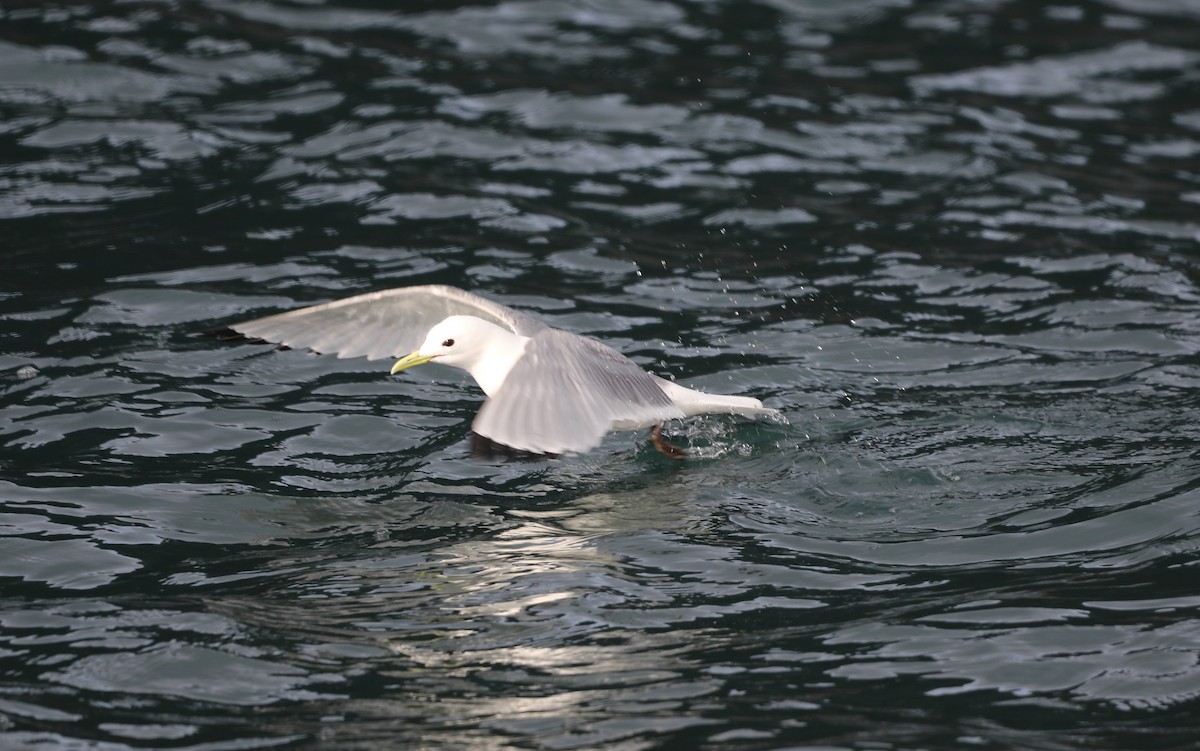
3,0 -> 1200,748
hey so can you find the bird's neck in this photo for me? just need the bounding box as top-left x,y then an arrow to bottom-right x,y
469,332 -> 530,397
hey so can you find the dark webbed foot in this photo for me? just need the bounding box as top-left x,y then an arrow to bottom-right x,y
650,423 -> 686,460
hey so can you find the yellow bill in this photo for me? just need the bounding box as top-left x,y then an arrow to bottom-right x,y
390,351 -> 435,375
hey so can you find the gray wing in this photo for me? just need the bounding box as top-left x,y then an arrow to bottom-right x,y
225,284 -> 546,360
471,328 -> 685,455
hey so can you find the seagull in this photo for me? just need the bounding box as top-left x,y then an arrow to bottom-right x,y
216,285 -> 777,458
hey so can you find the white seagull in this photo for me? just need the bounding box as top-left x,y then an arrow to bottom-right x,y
219,285 -> 777,458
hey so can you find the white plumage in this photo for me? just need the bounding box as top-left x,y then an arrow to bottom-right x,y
226,285 -> 776,457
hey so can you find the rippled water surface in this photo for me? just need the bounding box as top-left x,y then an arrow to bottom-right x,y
4,0 -> 1200,748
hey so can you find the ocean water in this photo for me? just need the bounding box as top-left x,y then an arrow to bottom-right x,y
2,1 -> 1200,749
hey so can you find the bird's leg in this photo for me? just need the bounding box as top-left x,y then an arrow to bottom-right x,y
649,423 -> 686,460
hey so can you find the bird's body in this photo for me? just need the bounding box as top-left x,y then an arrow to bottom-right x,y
220,285 -> 777,457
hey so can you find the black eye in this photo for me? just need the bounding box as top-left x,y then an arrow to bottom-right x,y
442,338 -> 455,347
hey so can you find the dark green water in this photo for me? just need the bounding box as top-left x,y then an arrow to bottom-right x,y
3,0 -> 1200,748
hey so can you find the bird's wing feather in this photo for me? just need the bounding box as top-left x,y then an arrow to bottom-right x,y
472,328 -> 684,455
225,285 -> 545,360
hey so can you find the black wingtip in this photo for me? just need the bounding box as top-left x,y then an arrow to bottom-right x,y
200,326 -> 263,343
469,433 -> 558,461
199,327 -> 292,351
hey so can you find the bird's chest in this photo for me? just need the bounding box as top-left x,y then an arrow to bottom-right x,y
471,339 -> 530,397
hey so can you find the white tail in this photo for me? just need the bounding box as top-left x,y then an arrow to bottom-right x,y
656,379 -> 778,418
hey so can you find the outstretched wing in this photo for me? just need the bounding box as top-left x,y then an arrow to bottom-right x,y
471,328 -> 684,455
220,284 -> 546,360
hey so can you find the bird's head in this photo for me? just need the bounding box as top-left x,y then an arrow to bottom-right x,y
390,315 -> 501,375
